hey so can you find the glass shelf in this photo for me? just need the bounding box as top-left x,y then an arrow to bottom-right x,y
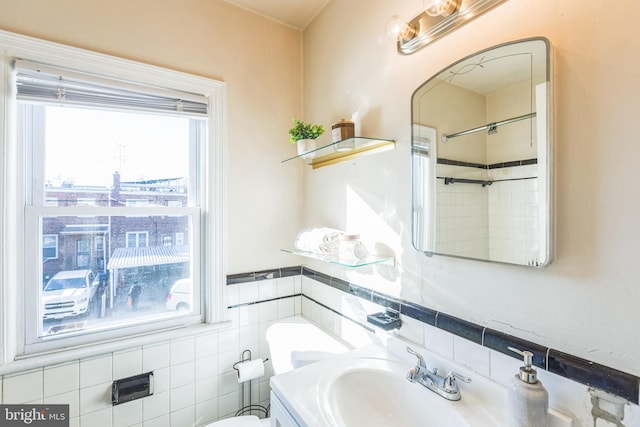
281,248 -> 394,268
282,137 -> 395,169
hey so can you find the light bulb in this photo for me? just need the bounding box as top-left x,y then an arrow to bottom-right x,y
423,0 -> 461,17
424,0 -> 442,16
385,15 -> 416,41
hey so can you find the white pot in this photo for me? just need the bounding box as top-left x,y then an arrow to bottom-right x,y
296,139 -> 316,159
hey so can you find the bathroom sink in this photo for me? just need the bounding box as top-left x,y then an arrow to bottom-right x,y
270,333 -> 572,427
271,344 -> 506,427
324,359 -> 469,427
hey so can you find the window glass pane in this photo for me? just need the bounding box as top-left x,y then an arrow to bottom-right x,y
41,215 -> 194,338
43,235 -> 58,260
11,49 -> 225,356
43,106 -> 193,207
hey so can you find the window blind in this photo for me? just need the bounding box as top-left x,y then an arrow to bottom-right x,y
14,59 -> 208,117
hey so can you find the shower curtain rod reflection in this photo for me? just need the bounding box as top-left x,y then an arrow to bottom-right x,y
441,112 -> 536,143
442,177 -> 492,187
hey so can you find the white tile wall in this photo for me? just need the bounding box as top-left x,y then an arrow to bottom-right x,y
113,348 -> 142,380
80,355 -> 112,388
44,362 -> 79,398
3,369 -> 43,403
436,164 -> 490,259
453,336 -> 491,377
7,272 -> 635,427
436,163 -> 541,265
113,398 -> 142,426
0,275 -> 301,427
488,165 -> 540,265
298,275 -> 639,427
424,323 -> 454,360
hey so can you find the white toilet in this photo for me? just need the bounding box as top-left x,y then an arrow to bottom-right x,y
204,415 -> 269,427
204,316 -> 349,427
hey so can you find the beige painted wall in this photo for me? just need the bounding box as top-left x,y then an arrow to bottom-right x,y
0,0 -> 304,275
303,0 -> 640,376
486,79 -> 539,164
1,0 -> 638,382
418,80 -> 487,163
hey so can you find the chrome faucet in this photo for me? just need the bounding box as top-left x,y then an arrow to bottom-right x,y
406,347 -> 471,401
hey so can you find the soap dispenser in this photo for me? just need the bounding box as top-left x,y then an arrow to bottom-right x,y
507,347 -> 549,427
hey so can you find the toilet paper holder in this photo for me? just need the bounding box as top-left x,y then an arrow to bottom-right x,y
232,349 -> 270,419
232,349 -> 269,373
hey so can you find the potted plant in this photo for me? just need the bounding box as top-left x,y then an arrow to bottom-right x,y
288,119 -> 324,158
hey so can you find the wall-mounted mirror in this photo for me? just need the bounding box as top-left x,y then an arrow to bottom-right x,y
411,38 -> 553,267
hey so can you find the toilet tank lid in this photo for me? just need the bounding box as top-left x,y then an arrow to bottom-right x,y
266,316 -> 350,375
205,416 -> 264,427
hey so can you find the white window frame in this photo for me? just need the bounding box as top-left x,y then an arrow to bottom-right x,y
126,199 -> 151,207
0,30 -> 226,365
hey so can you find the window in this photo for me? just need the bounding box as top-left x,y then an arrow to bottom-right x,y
76,239 -> 91,268
1,31 -> 225,358
175,232 -> 185,246
43,235 -> 58,260
95,236 -> 104,251
127,232 -> 149,248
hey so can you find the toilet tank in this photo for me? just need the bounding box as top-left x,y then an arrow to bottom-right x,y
265,316 -> 350,375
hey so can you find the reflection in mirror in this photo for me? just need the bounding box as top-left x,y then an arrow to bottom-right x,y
412,38 -> 552,267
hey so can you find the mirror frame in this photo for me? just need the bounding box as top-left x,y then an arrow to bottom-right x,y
411,37 -> 553,267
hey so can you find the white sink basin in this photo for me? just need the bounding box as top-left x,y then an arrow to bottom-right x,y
270,344 -> 506,427
324,358 -> 469,427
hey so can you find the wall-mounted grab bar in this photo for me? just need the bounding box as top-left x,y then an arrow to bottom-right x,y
441,112 -> 536,143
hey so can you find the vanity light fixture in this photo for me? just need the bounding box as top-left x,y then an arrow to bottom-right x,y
424,0 -> 462,17
385,15 -> 417,42
387,0 -> 509,54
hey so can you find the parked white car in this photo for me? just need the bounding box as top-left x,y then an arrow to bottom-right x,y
43,269 -> 98,320
165,278 -> 192,311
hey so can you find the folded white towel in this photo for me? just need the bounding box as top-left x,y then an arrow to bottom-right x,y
294,227 -> 344,255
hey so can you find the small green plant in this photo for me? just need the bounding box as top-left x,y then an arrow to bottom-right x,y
288,119 -> 324,144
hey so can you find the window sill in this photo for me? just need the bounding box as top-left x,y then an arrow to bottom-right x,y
1,320 -> 233,376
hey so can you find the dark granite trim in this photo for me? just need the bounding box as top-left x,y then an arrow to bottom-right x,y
436,313 -> 484,345
330,277 -> 350,293
488,158 -> 538,169
371,291 -> 401,312
484,329 -> 547,369
438,157 -> 538,170
313,271 -> 333,286
254,268 -> 281,281
226,267 -> 640,404
227,266 -> 301,285
349,284 -> 372,300
400,302 -> 437,326
280,266 -> 303,278
226,272 -> 257,285
547,350 -> 640,403
437,158 -> 486,169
